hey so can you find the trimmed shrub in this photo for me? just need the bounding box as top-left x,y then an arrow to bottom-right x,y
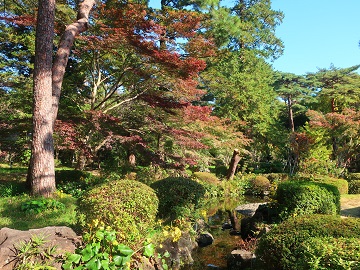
193,172 -> 220,185
150,177 -> 205,220
313,176 -> 348,195
348,173 -> 360,181
349,180 -> 360,194
248,175 -> 270,196
301,237 -> 360,269
79,179 -> 158,248
292,174 -> 348,195
263,173 -> 289,184
275,181 -> 339,220
256,215 -> 360,270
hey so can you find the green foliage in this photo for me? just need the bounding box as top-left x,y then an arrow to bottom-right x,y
79,179 -> 158,248
348,180 -> 360,194
0,194 -> 78,230
275,181 -> 339,220
21,198 -> 65,214
135,165 -> 169,186
256,215 -> 360,270
192,172 -> 220,185
347,173 -> 360,180
56,170 -> 102,198
248,175 -> 271,196
150,177 -> 205,220
13,234 -> 58,270
63,226 -> 134,270
221,176 -> 250,197
312,176 -> 348,195
263,173 -> 289,184
301,237 -> 360,269
0,181 -> 27,197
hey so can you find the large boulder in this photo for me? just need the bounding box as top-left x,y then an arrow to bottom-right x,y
0,226 -> 81,270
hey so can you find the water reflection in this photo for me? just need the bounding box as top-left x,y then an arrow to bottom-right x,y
182,196 -> 265,270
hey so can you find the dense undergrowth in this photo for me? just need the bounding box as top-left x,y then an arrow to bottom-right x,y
0,165 -> 359,269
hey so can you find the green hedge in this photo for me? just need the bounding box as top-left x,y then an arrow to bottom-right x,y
256,215 -> 360,270
348,180 -> 360,194
347,173 -> 360,181
275,181 -> 340,220
79,179 -> 158,248
313,176 -> 348,195
150,177 -> 205,220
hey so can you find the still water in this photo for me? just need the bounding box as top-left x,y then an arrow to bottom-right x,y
181,196 -> 264,269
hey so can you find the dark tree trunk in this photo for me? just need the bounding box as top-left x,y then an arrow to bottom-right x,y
226,149 -> 241,180
27,0 -> 95,197
27,0 -> 56,197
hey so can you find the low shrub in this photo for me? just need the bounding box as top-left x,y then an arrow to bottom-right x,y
79,179 -> 158,249
135,165 -> 168,185
301,236 -> 360,269
348,180 -> 360,194
0,181 -> 27,197
313,176 -> 348,195
63,226 -> 134,270
55,169 -> 91,183
150,177 -> 205,221
21,198 -> 65,214
256,215 -> 360,270
347,173 -> 360,181
248,175 -> 271,196
56,170 -> 101,198
192,172 -> 220,185
214,165 -> 228,177
275,181 -> 339,220
292,174 -> 348,195
263,173 -> 289,184
221,175 -> 250,197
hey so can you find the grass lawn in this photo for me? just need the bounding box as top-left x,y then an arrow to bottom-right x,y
0,194 -> 79,231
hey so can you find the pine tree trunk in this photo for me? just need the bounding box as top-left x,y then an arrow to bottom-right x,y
287,95 -> 295,132
27,0 -> 56,197
226,149 -> 241,180
27,0 -> 95,196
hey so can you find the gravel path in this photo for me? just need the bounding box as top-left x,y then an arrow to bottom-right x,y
340,195 -> 360,218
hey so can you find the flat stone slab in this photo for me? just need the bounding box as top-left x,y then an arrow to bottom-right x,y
235,203 -> 267,217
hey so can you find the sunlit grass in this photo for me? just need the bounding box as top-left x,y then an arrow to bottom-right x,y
0,194 -> 79,231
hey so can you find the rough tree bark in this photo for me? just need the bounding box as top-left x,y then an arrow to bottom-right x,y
27,0 -> 96,197
226,149 -> 241,180
28,0 -> 56,197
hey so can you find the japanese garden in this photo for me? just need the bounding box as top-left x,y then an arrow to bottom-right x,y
0,0 -> 359,269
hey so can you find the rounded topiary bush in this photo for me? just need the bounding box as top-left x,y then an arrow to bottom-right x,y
255,215 -> 360,270
275,181 -> 339,220
150,177 -> 205,220
249,175 -> 271,195
79,179 -> 158,248
193,172 -> 220,185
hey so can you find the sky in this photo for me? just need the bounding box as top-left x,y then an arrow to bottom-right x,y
149,0 -> 360,75
270,0 -> 360,75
